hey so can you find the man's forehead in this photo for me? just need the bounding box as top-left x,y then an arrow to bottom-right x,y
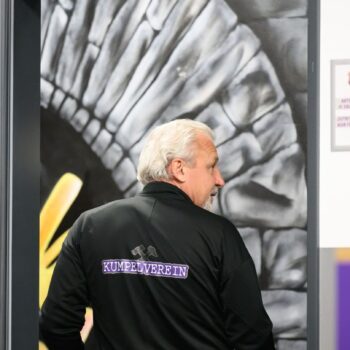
196,132 -> 215,148
195,133 -> 219,159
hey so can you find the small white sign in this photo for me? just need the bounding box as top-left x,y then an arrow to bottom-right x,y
331,59 -> 350,151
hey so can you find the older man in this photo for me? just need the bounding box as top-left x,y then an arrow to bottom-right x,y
40,119 -> 275,349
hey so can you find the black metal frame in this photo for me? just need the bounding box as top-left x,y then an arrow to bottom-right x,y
0,0 -> 13,348
307,0 -> 320,349
0,0 -> 40,349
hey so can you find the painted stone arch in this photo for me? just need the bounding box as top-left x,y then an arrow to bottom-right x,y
40,0 -> 308,348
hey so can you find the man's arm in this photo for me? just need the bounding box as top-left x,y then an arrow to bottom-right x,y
40,215 -> 89,350
220,223 -> 275,350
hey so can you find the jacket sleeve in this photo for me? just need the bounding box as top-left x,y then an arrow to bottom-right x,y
40,214 -> 89,350
220,222 -> 275,350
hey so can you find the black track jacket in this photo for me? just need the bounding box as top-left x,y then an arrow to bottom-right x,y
40,182 -> 275,350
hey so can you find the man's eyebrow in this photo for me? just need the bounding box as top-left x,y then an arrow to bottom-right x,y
213,156 -> 219,165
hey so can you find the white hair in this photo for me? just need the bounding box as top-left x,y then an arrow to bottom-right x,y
137,119 -> 214,185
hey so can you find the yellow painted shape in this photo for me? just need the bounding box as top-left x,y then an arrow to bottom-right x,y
42,230 -> 68,267
39,173 -> 94,346
40,173 -> 82,254
39,341 -> 47,350
336,248 -> 350,262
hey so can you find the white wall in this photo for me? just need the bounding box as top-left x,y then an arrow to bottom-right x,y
320,0 -> 350,247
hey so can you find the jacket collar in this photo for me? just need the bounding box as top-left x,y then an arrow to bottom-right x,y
141,181 -> 193,204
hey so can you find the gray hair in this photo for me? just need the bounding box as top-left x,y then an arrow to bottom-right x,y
137,119 -> 214,185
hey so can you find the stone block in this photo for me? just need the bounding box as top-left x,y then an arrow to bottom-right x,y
146,0 -> 177,31
82,119 -> 101,145
58,0 -> 74,11
277,339 -> 307,350
112,157 -> 137,191
41,0 -> 55,51
88,0 -> 123,46
216,103 -> 297,180
221,51 -> 284,128
195,102 -> 237,146
217,131 -> 262,179
71,108 -> 90,132
101,143 -> 123,170
55,0 -> 96,91
129,138 -> 145,166
253,103 -> 297,155
91,129 -> 112,157
226,0 -> 307,21
220,143 -> 307,228
83,0 -> 151,108
41,5 -> 68,81
70,43 -> 99,100
249,19 -> 307,93
96,21 -> 154,121
263,229 -> 307,288
239,227 -> 261,276
262,290 -> 306,338
60,97 -> 78,120
40,78 -> 54,109
50,89 -> 65,111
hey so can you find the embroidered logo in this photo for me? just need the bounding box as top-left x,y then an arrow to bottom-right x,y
131,245 -> 158,261
102,245 -> 189,279
102,259 -> 189,279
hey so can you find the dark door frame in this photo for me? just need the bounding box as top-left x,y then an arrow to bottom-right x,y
0,0 -> 40,349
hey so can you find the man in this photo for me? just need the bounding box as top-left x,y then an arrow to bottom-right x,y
40,119 -> 275,349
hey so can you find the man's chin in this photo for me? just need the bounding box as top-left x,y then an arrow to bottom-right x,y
202,197 -> 214,212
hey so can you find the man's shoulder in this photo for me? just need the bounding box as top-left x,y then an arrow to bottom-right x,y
184,202 -> 237,234
82,197 -> 143,221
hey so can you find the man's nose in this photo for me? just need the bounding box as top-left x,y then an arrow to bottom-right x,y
215,169 -> 225,188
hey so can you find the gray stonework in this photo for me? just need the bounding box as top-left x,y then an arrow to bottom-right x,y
146,0 -> 177,31
277,340 -> 307,350
40,78 -> 54,108
112,157 -> 137,192
196,102 -> 238,146
59,96 -> 78,121
55,0 -> 96,92
91,129 -> 112,157
263,229 -> 307,289
225,0 -> 307,21
262,290 -> 307,338
220,144 -> 306,228
101,143 -> 123,171
239,228 -> 261,277
41,5 -> 68,81
51,88 -> 65,111
41,0 -> 55,51
40,0 -> 308,346
249,18 -> 307,94
88,0 -> 123,46
83,0 -> 151,109
82,119 -> 101,145
71,108 -> 89,132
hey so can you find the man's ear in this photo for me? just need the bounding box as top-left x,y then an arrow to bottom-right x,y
167,158 -> 186,183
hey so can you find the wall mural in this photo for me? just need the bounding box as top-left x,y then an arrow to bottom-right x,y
40,1 -> 308,349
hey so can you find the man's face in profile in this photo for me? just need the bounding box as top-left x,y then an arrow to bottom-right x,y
184,133 -> 225,210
